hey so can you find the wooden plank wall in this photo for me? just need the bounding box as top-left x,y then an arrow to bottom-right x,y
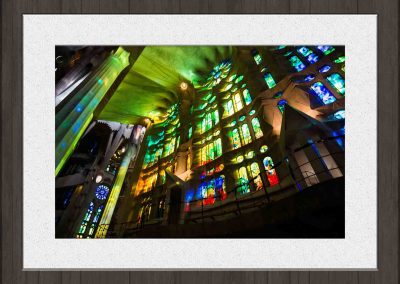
1,0 -> 398,283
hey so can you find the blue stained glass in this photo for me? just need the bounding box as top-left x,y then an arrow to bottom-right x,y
95,184 -> 109,200
318,65 -> 331,73
277,99 -> 288,113
306,53 -> 319,64
304,74 -> 315,82
185,189 -> 195,202
297,46 -> 313,57
333,110 -> 345,120
289,56 -> 306,72
310,82 -> 337,105
317,45 -> 335,55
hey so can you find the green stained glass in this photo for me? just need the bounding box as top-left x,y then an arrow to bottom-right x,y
326,73 -> 345,95
251,118 -> 263,139
246,151 -> 254,159
213,109 -> 220,125
229,120 -> 237,127
334,56 -> 345,63
231,87 -> 238,92
231,128 -> 241,149
208,142 -> 214,161
227,74 -> 237,82
209,96 -> 216,104
238,167 -> 250,194
235,75 -> 244,84
224,100 -> 234,117
236,155 -> 244,163
222,83 -> 233,92
215,138 -> 222,157
188,127 -> 193,139
241,124 -> 252,144
249,110 -> 256,115
253,54 -> 263,65
260,145 -> 268,153
264,73 -> 276,89
241,83 -> 246,88
243,89 -> 252,105
239,115 -> 246,122
204,93 -> 212,101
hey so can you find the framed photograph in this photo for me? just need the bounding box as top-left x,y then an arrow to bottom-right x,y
2,0 -> 398,283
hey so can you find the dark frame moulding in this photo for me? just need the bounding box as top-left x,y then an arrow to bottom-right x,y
1,0 -> 398,283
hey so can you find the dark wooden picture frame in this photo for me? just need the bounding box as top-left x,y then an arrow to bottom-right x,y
1,0 -> 398,283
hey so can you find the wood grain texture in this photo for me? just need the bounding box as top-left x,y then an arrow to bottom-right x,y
1,0 -> 398,283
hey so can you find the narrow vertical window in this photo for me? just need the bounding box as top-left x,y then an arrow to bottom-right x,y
231,128 -> 241,149
242,89 -> 252,105
238,167 -> 250,194
263,157 -> 279,186
251,118 -> 263,139
241,124 -> 252,145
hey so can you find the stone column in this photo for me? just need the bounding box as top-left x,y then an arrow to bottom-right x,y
55,47 -> 130,176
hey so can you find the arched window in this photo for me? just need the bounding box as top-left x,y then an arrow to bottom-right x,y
250,162 -> 263,190
251,118 -> 263,139
215,138 -> 222,157
241,124 -> 252,145
230,128 -> 241,149
224,100 -> 234,118
238,167 -> 250,194
242,89 -> 252,105
263,157 -> 279,186
233,92 -> 243,111
216,175 -> 227,200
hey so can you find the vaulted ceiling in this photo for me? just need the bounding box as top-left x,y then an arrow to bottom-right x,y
97,46 -> 235,125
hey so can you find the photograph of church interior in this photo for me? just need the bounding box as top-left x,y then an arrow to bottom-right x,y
55,45 -> 345,239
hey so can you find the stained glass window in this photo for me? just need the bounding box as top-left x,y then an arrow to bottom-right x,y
250,162 -> 263,191
188,126 -> 193,139
334,56 -> 345,63
273,91 -> 283,99
203,60 -> 232,89
88,204 -> 104,237
243,89 -> 252,105
326,73 -> 345,95
298,47 -> 319,64
249,109 -> 256,115
95,185 -> 109,200
241,124 -> 252,145
215,175 -> 227,200
224,100 -> 234,117
233,93 -> 243,111
333,110 -> 345,120
310,82 -> 337,105
251,118 -> 263,139
318,65 -> 331,73
263,157 -> 279,186
239,115 -> 246,122
277,99 -> 288,113
264,72 -> 276,88
238,167 -> 250,194
231,128 -> 241,149
289,55 -> 306,72
297,46 -> 313,57
215,138 -> 222,157
252,49 -> 263,65
260,145 -> 268,153
235,75 -> 244,84
246,150 -> 254,159
77,201 -> 94,237
317,45 -> 335,55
